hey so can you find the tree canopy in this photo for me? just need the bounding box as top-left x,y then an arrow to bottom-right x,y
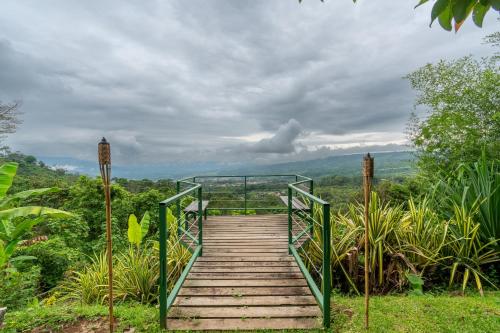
406,53 -> 499,175
300,0 -> 499,32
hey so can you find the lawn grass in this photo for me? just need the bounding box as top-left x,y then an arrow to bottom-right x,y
1,292 -> 499,332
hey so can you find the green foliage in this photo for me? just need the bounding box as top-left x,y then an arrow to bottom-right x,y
0,162 -> 73,270
0,266 -> 40,310
301,1 -> 498,31
60,252 -> 109,305
406,55 -> 500,176
420,0 -> 499,31
14,237 -> 81,292
446,204 -> 499,295
114,247 -> 159,304
127,212 -> 150,247
432,154 -> 500,242
406,273 -> 424,296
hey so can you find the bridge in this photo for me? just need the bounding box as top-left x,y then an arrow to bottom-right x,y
159,175 -> 331,330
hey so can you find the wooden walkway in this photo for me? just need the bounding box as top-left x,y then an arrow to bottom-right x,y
167,214 -> 321,330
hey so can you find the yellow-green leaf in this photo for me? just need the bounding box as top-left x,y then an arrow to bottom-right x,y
0,163 -> 18,199
127,214 -> 142,246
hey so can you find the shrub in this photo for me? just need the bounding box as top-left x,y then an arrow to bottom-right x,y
15,237 -> 82,291
0,266 -> 40,310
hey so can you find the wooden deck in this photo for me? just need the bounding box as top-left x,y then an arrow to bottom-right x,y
167,214 -> 321,330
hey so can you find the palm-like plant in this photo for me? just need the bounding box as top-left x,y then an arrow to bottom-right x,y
0,162 -> 73,270
446,204 -> 499,295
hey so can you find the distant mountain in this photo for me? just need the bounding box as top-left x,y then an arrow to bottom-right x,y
38,151 -> 415,180
217,151 -> 415,178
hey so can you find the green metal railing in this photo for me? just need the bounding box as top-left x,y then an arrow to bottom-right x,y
159,179 -> 202,329
288,179 -> 331,328
159,174 -> 332,329
180,174 -> 311,214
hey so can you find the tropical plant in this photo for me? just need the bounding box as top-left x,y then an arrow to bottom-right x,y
399,197 -> 448,274
445,203 -> 499,295
114,247 -> 159,304
432,154 -> 500,243
127,212 -> 150,248
60,252 -> 109,304
0,162 -> 73,271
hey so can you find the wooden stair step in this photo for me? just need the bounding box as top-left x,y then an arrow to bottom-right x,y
183,279 -> 308,287
168,305 -> 321,318
191,266 -> 300,273
178,286 -> 312,296
174,295 -> 317,306
167,317 -> 320,330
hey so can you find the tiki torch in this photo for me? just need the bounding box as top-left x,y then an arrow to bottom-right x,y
363,153 -> 374,329
98,137 -> 113,333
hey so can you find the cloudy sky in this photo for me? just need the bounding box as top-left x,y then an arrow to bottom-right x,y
0,0 -> 497,168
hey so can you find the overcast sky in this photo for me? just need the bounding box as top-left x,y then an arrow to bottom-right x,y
0,0 -> 497,166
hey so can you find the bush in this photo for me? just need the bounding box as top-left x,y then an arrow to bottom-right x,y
15,237 -> 82,292
0,266 -> 40,310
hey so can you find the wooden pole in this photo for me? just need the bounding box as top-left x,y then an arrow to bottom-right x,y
98,138 -> 113,333
363,153 -> 374,330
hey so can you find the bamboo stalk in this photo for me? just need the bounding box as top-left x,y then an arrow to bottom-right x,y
98,138 -> 113,333
363,153 -> 374,330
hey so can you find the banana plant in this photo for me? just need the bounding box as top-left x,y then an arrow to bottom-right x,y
0,162 -> 74,270
127,211 -> 150,247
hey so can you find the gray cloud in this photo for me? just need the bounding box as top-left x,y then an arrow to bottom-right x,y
244,119 -> 302,154
0,0 -> 497,168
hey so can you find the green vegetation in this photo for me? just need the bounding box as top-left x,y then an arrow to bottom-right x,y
406,54 -> 499,176
303,0 -> 499,31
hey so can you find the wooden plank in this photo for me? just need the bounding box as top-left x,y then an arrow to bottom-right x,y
168,305 -> 321,318
167,213 -> 321,331
183,279 -> 308,287
184,200 -> 209,212
178,286 -> 311,296
193,261 -> 297,267
203,249 -> 287,253
190,266 -> 301,273
174,295 -> 317,306
196,256 -> 294,262
200,252 -> 289,257
167,317 -> 320,330
188,273 -> 304,279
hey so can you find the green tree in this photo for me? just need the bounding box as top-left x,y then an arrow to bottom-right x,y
0,162 -> 73,270
406,54 -> 499,175
301,1 -> 499,31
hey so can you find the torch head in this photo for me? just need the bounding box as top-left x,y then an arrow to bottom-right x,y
98,137 -> 111,183
363,153 -> 374,178
98,137 -> 111,166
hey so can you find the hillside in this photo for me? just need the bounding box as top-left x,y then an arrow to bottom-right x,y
219,151 -> 415,178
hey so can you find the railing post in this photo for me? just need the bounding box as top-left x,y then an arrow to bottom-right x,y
176,181 -> 183,236
159,203 -> 167,329
322,202 -> 331,328
197,187 -> 203,256
287,186 -> 292,254
244,176 -> 247,215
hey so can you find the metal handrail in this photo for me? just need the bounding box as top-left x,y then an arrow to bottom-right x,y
288,180 -> 331,328
159,180 -> 203,329
180,174 -> 312,215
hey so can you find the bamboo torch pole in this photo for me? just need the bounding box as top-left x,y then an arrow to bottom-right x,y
363,153 -> 374,330
98,138 -> 113,333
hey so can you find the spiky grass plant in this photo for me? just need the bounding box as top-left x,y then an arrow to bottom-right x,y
60,252 -> 109,304
446,204 -> 499,295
